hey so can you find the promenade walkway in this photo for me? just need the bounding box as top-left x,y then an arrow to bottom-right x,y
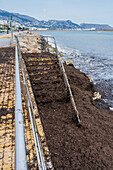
0,47 -> 38,169
0,31 -> 26,47
0,47 -> 15,169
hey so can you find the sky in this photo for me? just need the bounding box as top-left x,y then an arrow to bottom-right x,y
0,0 -> 113,26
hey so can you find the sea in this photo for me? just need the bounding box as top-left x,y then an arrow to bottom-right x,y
34,31 -> 113,106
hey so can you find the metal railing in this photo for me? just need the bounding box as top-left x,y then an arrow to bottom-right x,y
15,35 -> 48,170
15,42 -> 27,170
42,36 -> 58,55
43,35 -> 80,124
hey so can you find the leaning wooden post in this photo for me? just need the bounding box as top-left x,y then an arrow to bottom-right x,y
59,61 -> 81,124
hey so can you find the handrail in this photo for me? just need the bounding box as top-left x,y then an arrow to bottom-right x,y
15,43 -> 27,170
43,35 -> 80,124
42,36 -> 58,55
15,35 -> 48,170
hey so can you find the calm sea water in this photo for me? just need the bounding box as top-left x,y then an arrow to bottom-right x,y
34,31 -> 113,106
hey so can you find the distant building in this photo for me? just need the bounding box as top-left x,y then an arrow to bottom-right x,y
30,27 -> 48,31
36,28 -> 48,30
0,19 -> 26,30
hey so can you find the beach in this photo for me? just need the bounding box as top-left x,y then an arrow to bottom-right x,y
0,33 -> 113,169
23,51 -> 113,169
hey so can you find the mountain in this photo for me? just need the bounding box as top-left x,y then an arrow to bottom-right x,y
0,9 -> 40,26
36,20 -> 80,29
0,9 -> 79,29
0,9 -> 113,30
80,23 -> 113,30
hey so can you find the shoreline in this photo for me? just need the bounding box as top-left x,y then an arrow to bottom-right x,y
31,29 -> 113,31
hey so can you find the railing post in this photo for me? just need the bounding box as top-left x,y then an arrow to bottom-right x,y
15,43 -> 27,170
10,16 -> 13,45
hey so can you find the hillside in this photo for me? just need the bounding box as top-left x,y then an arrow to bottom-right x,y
0,9 -> 79,29
0,9 -> 113,30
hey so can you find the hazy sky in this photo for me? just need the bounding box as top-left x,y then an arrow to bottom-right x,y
1,0 -> 113,26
